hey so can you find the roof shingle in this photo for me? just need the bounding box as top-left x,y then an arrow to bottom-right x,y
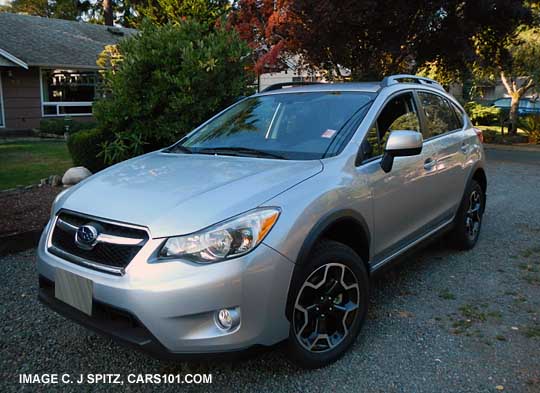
0,12 -> 136,68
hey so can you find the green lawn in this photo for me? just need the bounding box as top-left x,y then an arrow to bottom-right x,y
0,140 -> 73,190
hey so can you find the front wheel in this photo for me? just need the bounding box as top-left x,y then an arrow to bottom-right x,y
287,240 -> 369,368
451,179 -> 485,250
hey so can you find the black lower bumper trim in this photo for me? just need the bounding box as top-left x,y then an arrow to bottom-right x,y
38,275 -> 265,361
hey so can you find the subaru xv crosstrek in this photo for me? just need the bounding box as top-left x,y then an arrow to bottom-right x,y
37,75 -> 486,368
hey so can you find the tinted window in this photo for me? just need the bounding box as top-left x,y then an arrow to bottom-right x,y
175,92 -> 374,160
450,102 -> 465,129
362,92 -> 420,160
418,92 -> 459,137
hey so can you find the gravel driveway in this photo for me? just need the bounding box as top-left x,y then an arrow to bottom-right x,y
1,148 -> 539,393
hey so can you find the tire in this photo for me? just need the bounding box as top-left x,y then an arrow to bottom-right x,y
287,240 -> 369,368
451,179 -> 485,250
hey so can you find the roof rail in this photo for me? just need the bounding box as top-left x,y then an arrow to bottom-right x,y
381,74 -> 445,91
260,81 -> 325,93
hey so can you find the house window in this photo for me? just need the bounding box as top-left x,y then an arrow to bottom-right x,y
41,69 -> 97,117
292,76 -> 320,83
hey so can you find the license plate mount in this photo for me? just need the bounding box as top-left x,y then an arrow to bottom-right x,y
55,269 -> 93,316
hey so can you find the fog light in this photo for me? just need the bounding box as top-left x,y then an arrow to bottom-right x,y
215,307 -> 240,331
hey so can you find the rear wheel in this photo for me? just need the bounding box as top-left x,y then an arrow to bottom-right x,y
288,240 -> 369,368
451,179 -> 485,250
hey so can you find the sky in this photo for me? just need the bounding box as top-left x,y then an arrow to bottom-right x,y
0,0 -> 12,6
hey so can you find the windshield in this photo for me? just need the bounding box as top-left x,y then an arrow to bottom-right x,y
170,92 -> 374,160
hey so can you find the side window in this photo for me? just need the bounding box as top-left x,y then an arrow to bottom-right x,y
450,102 -> 465,129
362,92 -> 421,160
418,92 -> 459,137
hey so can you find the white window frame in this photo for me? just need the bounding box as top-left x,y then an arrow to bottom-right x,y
0,71 -> 5,128
39,68 -> 96,117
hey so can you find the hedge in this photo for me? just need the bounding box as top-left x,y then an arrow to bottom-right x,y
66,129 -> 109,173
40,118 -> 97,135
464,102 -> 502,126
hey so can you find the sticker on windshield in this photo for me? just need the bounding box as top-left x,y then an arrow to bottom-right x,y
321,129 -> 337,138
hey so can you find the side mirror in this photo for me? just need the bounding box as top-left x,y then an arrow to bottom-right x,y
380,130 -> 423,173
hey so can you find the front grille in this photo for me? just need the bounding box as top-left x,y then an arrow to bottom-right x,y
49,211 -> 149,274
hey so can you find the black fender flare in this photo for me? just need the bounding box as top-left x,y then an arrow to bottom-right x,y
295,209 -> 371,267
285,209 -> 371,321
460,162 -> 487,214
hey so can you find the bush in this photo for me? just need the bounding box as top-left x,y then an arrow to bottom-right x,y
464,102 -> 502,126
66,129 -> 109,173
94,20 -> 254,164
519,114 -> 540,144
40,118 -> 97,135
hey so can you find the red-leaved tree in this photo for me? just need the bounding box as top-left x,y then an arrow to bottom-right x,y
229,0 -> 530,80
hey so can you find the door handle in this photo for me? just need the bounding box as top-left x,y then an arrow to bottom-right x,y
460,143 -> 469,153
423,157 -> 436,170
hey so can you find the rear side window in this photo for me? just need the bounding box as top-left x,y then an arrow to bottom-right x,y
418,92 -> 460,138
450,102 -> 465,129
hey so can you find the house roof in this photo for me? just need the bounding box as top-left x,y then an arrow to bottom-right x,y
0,12 -> 137,69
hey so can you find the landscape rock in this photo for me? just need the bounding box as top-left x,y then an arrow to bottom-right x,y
62,167 -> 92,186
49,175 -> 62,187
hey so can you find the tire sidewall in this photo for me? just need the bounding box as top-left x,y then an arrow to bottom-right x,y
287,240 -> 369,368
454,180 -> 485,249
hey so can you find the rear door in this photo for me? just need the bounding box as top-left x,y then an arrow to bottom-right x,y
416,91 -> 468,221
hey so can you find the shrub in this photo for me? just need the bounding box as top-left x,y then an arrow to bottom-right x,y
40,118 -> 97,135
94,20 -> 254,164
66,128 -> 109,173
519,114 -> 540,144
464,102 -> 502,126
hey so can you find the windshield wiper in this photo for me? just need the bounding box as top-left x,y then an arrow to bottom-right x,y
166,144 -> 192,154
196,147 -> 286,160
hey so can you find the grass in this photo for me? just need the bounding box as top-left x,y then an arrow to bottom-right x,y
520,246 -> 540,258
476,125 -> 531,144
0,140 -> 72,190
450,303 -> 505,335
438,288 -> 456,300
524,325 -> 540,339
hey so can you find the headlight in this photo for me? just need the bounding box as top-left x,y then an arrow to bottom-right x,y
159,208 -> 281,263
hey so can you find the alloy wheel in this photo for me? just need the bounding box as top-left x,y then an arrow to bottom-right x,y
465,190 -> 482,241
293,263 -> 360,353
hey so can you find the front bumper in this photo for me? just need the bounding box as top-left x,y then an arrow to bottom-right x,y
36,221 -> 295,356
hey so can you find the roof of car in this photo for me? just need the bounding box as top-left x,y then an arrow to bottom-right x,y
257,82 -> 382,95
258,76 -> 447,96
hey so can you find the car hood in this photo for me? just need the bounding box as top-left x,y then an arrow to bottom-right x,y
59,151 -> 323,238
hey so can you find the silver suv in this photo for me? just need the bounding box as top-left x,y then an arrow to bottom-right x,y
37,75 -> 486,368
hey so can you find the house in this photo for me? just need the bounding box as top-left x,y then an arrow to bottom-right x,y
0,12 -> 135,132
258,56 -> 337,92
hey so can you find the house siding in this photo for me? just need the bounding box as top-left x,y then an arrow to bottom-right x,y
2,67 -> 41,129
1,67 -> 94,131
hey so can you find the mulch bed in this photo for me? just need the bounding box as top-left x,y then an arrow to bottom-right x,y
0,185 -> 63,237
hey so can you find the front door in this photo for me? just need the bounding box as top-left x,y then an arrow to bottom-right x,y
358,91 -> 439,265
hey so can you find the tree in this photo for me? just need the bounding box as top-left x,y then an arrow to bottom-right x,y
229,1 -> 530,80
137,0 -> 230,26
5,0 -> 89,19
94,20 -> 254,163
499,28 -> 540,134
103,0 -> 113,25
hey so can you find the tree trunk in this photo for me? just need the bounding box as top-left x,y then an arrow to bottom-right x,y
500,71 -> 535,137
509,94 -> 520,136
103,0 -> 113,26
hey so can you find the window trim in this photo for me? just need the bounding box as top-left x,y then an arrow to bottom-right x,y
0,71 -> 5,128
39,67 -> 95,118
416,89 -> 465,142
357,89 -> 422,165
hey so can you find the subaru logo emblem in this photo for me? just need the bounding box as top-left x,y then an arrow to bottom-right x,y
75,225 -> 99,250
